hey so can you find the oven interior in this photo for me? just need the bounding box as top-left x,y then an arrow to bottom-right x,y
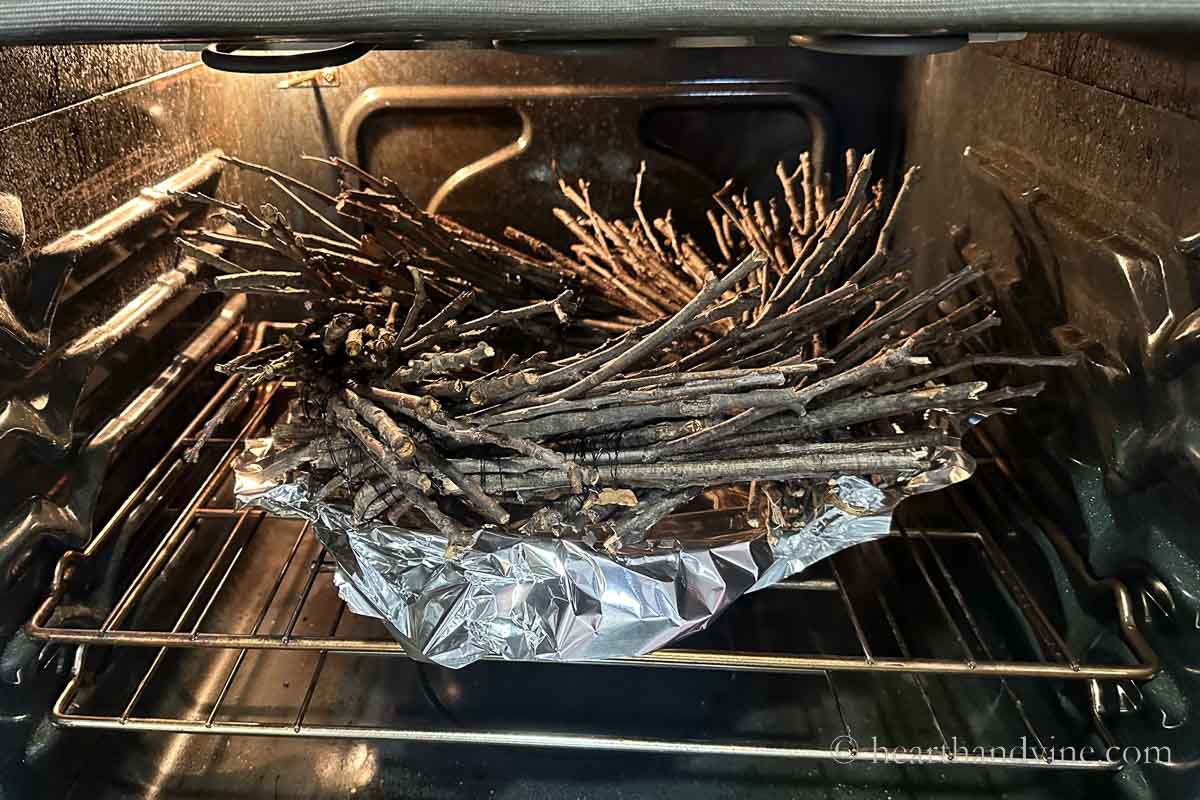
1,35 -> 1198,799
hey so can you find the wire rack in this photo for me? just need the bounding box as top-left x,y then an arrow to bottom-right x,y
30,362 -> 1159,770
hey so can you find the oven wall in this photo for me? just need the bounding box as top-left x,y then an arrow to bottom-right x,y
897,33 -> 1200,800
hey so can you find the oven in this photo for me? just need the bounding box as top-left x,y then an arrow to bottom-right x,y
1,10 -> 1198,800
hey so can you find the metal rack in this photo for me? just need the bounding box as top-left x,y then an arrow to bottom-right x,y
29,348 -> 1159,769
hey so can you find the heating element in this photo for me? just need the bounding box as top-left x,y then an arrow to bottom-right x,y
25,323 -> 1157,769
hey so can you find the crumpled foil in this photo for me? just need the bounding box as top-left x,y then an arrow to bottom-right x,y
235,441 -> 974,668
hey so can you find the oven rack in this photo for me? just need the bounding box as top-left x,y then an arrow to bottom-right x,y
29,348 -> 1157,769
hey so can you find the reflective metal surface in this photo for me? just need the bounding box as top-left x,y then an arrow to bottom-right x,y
898,35 -> 1200,796
239,465 -> 907,668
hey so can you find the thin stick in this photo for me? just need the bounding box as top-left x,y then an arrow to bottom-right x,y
541,253 -> 766,401
403,289 -> 474,345
301,154 -> 391,192
265,176 -> 358,245
396,267 -> 427,342
847,165 -> 921,285
873,354 -> 1079,395
776,159 -> 805,238
633,161 -> 666,259
707,209 -> 733,262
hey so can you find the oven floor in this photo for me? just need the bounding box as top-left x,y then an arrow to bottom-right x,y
55,736 -> 1112,800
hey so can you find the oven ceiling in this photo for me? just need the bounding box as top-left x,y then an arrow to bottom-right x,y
0,0 -> 1198,44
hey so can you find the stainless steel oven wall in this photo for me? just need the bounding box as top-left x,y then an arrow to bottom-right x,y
896,33 -> 1200,800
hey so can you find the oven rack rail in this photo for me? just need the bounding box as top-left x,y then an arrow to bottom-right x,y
26,331 -> 1157,768
49,666 -> 1127,771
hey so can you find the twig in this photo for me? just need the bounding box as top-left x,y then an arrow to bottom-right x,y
541,253 -> 766,401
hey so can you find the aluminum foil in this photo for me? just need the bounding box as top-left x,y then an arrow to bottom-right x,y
235,442 -> 974,669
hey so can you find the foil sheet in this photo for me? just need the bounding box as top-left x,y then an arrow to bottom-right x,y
235,442 -> 974,668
